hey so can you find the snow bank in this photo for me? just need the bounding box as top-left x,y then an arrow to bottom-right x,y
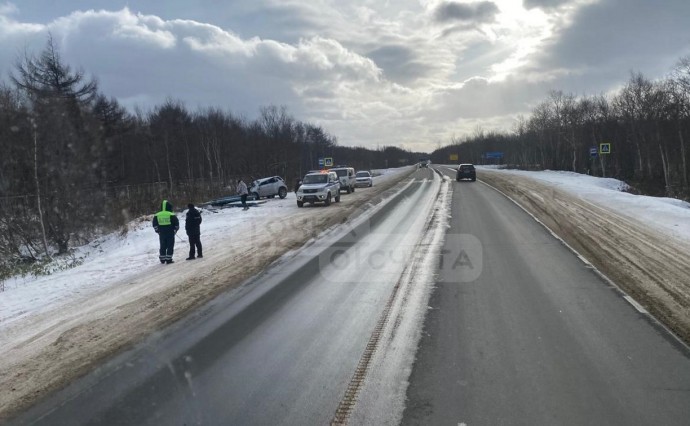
475,167 -> 690,244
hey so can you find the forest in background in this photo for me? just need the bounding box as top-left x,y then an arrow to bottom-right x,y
0,38 -> 424,277
432,57 -> 690,200
4,36 -> 689,279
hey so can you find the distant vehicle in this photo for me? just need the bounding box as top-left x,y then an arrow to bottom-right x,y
418,158 -> 430,168
249,176 -> 288,199
296,171 -> 341,207
456,164 -> 476,181
330,166 -> 356,193
355,170 -> 373,187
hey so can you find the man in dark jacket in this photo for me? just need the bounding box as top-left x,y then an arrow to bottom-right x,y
152,200 -> 179,264
185,203 -> 203,260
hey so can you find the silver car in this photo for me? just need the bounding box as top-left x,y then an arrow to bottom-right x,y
249,176 -> 288,199
355,170 -> 373,187
296,171 -> 341,207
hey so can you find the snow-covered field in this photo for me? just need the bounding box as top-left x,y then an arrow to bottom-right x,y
0,168 -> 408,330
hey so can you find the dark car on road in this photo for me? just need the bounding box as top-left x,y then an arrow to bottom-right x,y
456,164 -> 476,181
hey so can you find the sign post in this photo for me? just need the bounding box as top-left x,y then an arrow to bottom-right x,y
598,143 -> 611,178
324,157 -> 334,168
484,152 -> 504,164
318,158 -> 324,168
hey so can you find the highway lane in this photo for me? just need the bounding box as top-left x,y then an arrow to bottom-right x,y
402,167 -> 690,425
10,168 -> 440,425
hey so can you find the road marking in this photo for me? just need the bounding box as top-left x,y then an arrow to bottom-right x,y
623,295 -> 648,314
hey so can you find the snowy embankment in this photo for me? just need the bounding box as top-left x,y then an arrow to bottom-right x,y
0,167 -> 414,420
473,166 -> 690,346
478,166 -> 690,244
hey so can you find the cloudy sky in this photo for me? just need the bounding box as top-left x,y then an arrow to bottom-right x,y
1,0 -> 689,152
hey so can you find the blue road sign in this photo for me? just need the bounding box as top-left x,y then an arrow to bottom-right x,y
589,146 -> 598,157
484,151 -> 504,159
318,158 -> 324,167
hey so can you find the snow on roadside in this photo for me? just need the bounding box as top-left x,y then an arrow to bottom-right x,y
472,166 -> 690,244
0,168 -> 410,331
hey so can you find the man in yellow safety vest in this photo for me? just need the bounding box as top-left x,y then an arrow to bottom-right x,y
152,199 -> 180,264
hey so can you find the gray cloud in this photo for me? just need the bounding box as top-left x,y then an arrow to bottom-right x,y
366,45 -> 431,83
2,0 -> 689,152
433,1 -> 499,24
523,0 -> 573,10
524,0 -> 690,93
427,77 -> 544,123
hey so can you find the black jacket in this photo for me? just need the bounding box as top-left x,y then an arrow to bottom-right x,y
185,207 -> 202,236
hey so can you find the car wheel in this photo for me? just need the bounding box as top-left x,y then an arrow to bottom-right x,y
252,192 -> 259,200
335,193 -> 341,203
351,185 -> 355,192
278,187 -> 287,199
297,201 -> 303,207
324,193 -> 331,206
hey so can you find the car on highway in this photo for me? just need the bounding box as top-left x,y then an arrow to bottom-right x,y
355,170 -> 373,187
456,164 -> 476,181
330,166 -> 357,193
249,176 -> 288,199
296,171 -> 341,207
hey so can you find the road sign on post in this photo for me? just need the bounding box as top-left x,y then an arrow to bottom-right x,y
589,146 -> 598,157
324,157 -> 333,167
484,152 -> 503,159
318,158 -> 324,168
599,143 -> 611,154
450,154 -> 459,161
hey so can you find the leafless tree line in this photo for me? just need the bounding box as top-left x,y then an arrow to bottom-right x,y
0,38 -> 423,276
433,57 -> 690,199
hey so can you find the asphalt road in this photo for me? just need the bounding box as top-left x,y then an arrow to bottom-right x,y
402,167 -> 690,425
10,168 -> 439,426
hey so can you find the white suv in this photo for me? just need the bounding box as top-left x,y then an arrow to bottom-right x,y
250,176 -> 288,199
330,167 -> 356,193
296,171 -> 341,207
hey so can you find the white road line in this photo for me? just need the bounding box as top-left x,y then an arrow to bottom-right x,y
623,295 -> 648,314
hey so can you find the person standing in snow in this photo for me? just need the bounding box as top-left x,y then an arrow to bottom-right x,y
236,178 -> 249,210
185,203 -> 203,260
152,199 -> 179,264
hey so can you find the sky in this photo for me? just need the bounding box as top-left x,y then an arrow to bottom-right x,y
1,0 -> 689,152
